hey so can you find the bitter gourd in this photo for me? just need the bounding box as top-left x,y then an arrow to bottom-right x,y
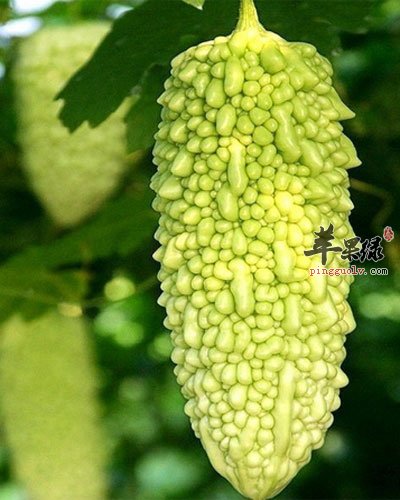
14,23 -> 129,228
0,310 -> 107,500
152,1 -> 360,498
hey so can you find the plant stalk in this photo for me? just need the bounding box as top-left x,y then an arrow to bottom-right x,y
236,0 -> 263,31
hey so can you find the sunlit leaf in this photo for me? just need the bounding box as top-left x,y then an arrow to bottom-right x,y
182,0 -> 205,9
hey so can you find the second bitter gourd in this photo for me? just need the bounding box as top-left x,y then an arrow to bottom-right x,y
14,23 -> 129,228
0,310 -> 107,500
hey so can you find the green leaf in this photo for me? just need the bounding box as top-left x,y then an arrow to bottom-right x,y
0,186 -> 157,321
58,0 -> 379,132
57,0 -> 206,131
126,66 -> 168,153
7,187 -> 157,270
263,0 -> 380,54
0,266 -> 88,321
0,4 -> 10,24
182,0 -> 205,9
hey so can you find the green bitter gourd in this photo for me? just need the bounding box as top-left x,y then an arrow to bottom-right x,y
151,1 -> 360,498
14,23 -> 129,228
0,310 -> 107,500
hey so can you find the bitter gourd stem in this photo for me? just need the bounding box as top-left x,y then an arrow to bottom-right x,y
236,0 -> 263,31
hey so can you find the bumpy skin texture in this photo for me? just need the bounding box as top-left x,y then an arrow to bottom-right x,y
152,15 -> 360,500
0,311 -> 107,500
14,23 -> 128,228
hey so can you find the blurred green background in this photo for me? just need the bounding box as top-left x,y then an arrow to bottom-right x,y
0,0 -> 399,499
